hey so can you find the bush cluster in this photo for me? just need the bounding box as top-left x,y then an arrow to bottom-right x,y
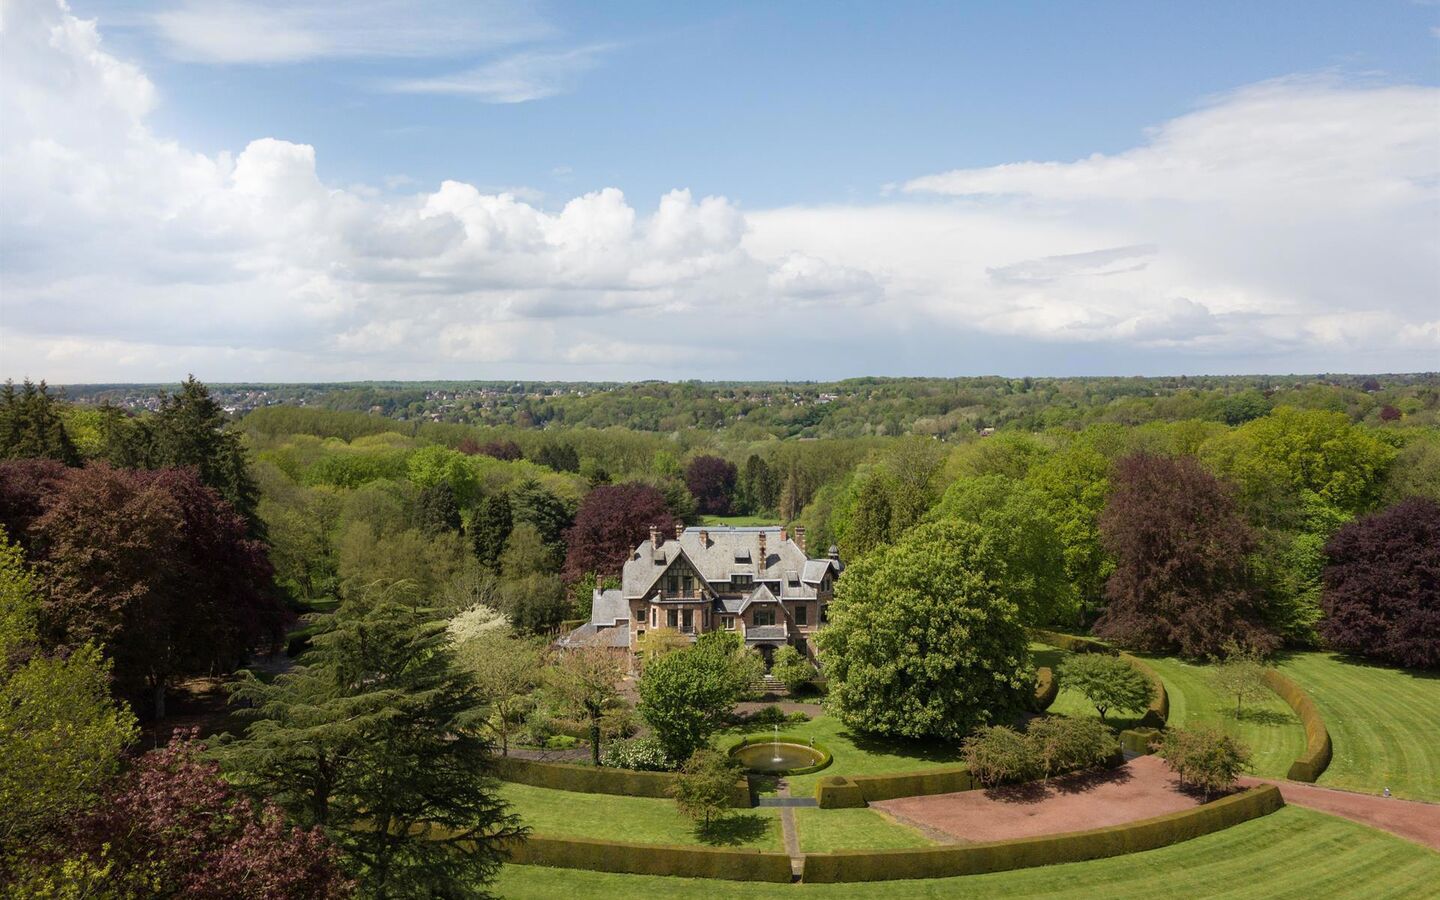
963,717 -> 1119,787
600,736 -> 672,772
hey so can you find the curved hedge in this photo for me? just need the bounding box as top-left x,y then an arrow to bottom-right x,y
727,734 -> 833,776
1032,666 -> 1058,712
802,784 -> 1284,883
505,834 -> 793,882
492,756 -> 751,808
1030,630 -> 1169,728
816,766 -> 976,805
815,776 -> 867,809
1262,669 -> 1333,782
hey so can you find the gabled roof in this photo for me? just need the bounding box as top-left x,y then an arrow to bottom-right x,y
621,526 -> 815,598
589,589 -> 629,626
737,583 -> 781,613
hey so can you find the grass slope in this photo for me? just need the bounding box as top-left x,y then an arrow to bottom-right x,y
1278,651 -> 1440,802
497,782 -> 783,850
793,807 -> 934,853
494,806 -> 1440,898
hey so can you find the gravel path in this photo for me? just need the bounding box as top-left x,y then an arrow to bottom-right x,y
1240,776 -> 1440,851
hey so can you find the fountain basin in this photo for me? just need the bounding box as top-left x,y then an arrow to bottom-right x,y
729,734 -> 833,775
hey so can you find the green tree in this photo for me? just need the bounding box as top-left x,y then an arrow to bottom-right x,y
961,725 -> 1037,788
0,379 -> 80,465
1058,653 -> 1152,723
928,475 -> 1075,625
1158,725 -> 1252,800
0,528 -> 138,861
639,632 -> 749,763
150,375 -> 262,528
500,522 -> 557,578
770,644 -> 814,693
546,634 -> 623,765
1208,642 -> 1272,717
470,492 -> 513,571
1024,436 -> 1114,621
406,444 -> 480,508
223,588 -> 525,897
670,750 -> 740,828
452,628 -> 542,757
816,521 -> 1033,740
1025,716 -> 1119,785
510,479 -> 574,551
845,473 -> 892,557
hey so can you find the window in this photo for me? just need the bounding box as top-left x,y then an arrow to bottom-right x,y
651,608 -> 657,627
754,609 -> 775,627
820,604 -> 829,624
682,575 -> 694,596
666,575 -> 679,595
682,609 -> 693,632
796,605 -> 807,626
667,609 -> 678,628
723,616 -> 735,630
733,574 -> 751,587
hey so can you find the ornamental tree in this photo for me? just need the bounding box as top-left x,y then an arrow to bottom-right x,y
685,455 -> 738,516
671,749 -> 741,828
47,730 -> 351,900
1057,653 -> 1152,722
25,463 -> 283,717
562,482 -> 677,582
1094,452 -> 1275,657
546,633 -> 624,764
770,644 -> 815,693
453,629 -> 543,756
1158,725 -> 1252,800
1025,715 -> 1119,785
1320,497 -> 1440,669
815,520 -> 1033,740
1208,642 -> 1272,716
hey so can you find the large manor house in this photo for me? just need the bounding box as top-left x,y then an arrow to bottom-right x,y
563,525 -> 843,665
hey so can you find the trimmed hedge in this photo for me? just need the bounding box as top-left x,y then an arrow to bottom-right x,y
1030,630 -> 1169,728
505,834 -> 793,882
815,776 -> 867,809
1262,669 -> 1333,782
1032,666 -> 1058,712
726,734 -> 833,776
492,756 -> 751,808
802,784 -> 1284,883
851,767 -> 975,803
1120,727 -> 1162,756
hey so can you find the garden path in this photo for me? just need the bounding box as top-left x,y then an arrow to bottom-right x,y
1240,776 -> 1440,851
775,779 -> 804,880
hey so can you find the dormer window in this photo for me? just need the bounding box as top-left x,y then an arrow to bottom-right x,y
733,574 -> 751,587
786,570 -> 800,586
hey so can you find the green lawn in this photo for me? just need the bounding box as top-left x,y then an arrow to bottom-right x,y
793,807 -> 934,853
1278,651 -> 1440,802
698,515 -> 778,526
1031,643 -> 1150,731
493,806 -> 1440,898
722,714 -> 966,798
498,782 -> 783,851
1033,643 -> 1308,777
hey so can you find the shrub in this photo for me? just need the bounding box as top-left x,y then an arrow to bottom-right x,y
962,725 -> 1038,787
1059,653 -> 1152,722
1031,666 -> 1058,711
601,737 -> 672,772
786,711 -> 813,725
1026,716 -> 1119,784
1158,725 -> 1252,799
744,705 -> 790,728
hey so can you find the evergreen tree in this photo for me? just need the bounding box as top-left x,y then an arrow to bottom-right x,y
414,482 -> 462,535
150,376 -> 261,527
846,474 -> 892,558
470,493 -> 513,571
223,588 -> 525,897
738,454 -> 779,515
0,380 -> 80,466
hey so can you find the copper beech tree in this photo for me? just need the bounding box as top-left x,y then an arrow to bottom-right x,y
1094,453 -> 1276,658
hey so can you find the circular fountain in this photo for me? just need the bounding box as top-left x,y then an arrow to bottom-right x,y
729,727 -> 832,775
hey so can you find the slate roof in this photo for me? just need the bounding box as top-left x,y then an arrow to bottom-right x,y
744,625 -> 788,642
620,526 -> 820,599
557,622 -> 631,649
589,589 -> 629,626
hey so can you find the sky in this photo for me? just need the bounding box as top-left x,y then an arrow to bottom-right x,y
1,0 -> 1438,383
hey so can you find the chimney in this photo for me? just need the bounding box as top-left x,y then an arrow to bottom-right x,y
675,522 -> 685,540
757,532 -> 767,571
650,525 -> 661,548
796,525 -> 807,552
699,529 -> 709,546
780,526 -> 788,543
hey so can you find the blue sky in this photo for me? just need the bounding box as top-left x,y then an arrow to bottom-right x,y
2,0 -> 1438,381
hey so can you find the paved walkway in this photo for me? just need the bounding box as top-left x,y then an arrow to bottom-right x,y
1240,777 -> 1440,851
775,779 -> 804,880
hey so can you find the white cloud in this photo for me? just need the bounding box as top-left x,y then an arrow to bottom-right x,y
387,44 -> 613,103
150,0 -> 551,64
1,1 -> 1436,382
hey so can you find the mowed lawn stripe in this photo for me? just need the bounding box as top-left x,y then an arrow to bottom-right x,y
1278,652 -> 1440,801
491,808 -> 1440,898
